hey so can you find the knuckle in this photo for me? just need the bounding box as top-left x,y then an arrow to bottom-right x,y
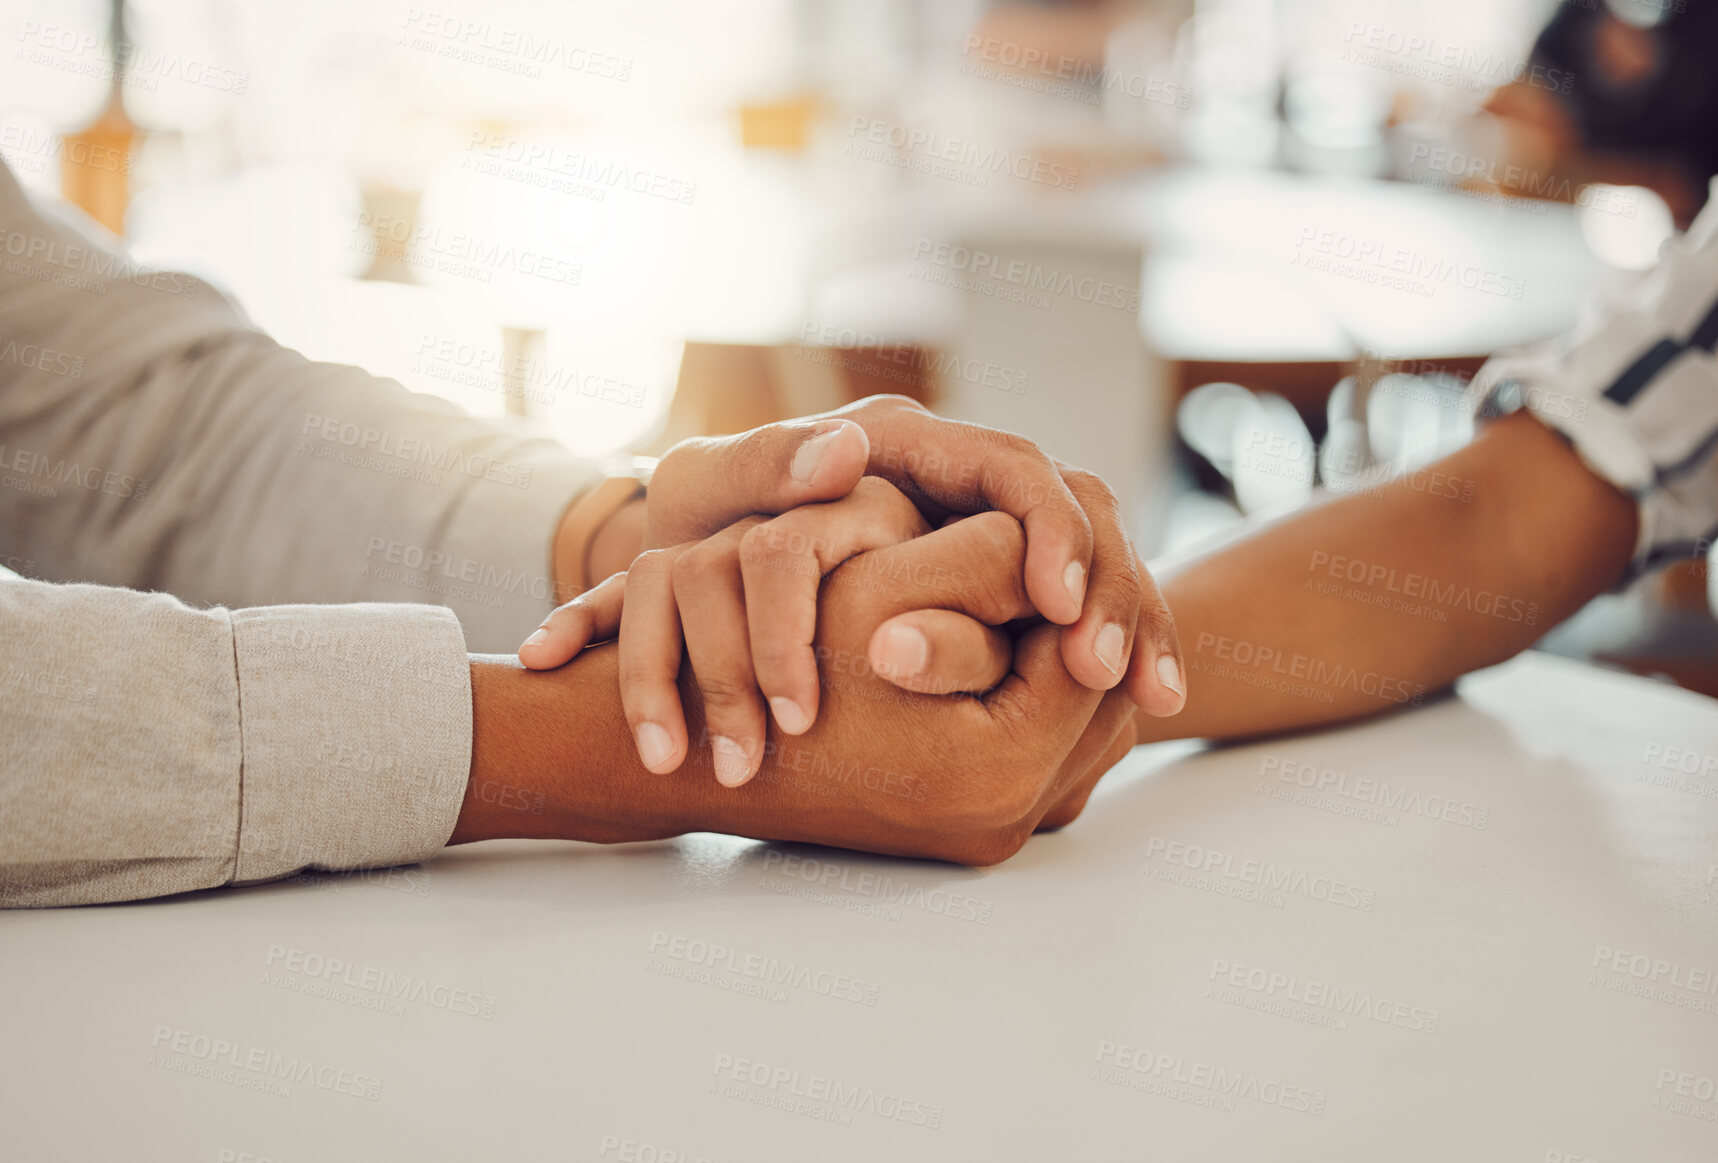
741,523 -> 817,577
852,475 -> 926,530
671,543 -> 731,589
737,522 -> 781,566
1060,466 -> 1113,501
630,547 -> 679,580
986,777 -> 1043,829
955,513 -> 1029,617
748,636 -> 804,679
697,672 -> 760,712
1001,430 -> 1044,459
966,510 -> 1027,557
651,437 -> 711,495
862,393 -> 924,415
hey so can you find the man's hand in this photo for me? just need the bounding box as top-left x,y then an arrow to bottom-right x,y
523,396 -> 1184,774
461,512 -> 1138,864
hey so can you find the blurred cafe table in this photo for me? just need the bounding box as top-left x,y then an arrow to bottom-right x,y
3,653 -> 1716,1161
1116,167 -> 1615,410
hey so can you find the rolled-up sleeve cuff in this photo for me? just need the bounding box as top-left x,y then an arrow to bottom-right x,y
1472,367 -> 1661,566
227,603 -> 471,883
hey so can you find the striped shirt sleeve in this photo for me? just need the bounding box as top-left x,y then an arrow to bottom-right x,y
1469,179 -> 1718,586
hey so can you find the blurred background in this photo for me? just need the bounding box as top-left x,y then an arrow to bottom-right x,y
4,0 -> 1714,688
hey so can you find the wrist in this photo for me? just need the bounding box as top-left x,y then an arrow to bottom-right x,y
585,495 -> 648,583
451,647 -> 694,845
552,475 -> 650,602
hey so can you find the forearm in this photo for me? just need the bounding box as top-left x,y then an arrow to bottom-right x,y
1138,414 -> 1638,743
454,647 -> 698,845
0,165 -> 601,650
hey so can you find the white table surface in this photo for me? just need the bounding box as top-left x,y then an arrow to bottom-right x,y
4,652 -> 1716,1162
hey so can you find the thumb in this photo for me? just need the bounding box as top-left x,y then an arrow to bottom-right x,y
869,609 -> 1013,696
649,419 -> 869,545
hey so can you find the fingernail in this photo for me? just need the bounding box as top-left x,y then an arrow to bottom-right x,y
711,736 -> 754,787
521,628 -> 549,650
769,696 -> 811,735
790,424 -> 842,484
1156,653 -> 1184,696
876,623 -> 928,678
1063,560 -> 1086,610
1094,623 -> 1125,676
635,722 -> 675,771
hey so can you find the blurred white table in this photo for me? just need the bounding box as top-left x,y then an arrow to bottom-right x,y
4,653 -> 1716,1162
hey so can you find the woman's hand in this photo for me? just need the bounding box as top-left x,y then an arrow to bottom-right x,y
521,397 -> 1186,775
524,478 -> 1014,786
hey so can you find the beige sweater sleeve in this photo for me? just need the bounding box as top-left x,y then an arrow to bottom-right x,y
0,576 -> 473,907
0,161 -> 599,651
0,161 -> 607,906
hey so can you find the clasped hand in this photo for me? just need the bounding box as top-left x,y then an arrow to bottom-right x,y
515,397 -> 1184,862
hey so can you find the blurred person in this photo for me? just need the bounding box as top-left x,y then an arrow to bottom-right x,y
0,159 -> 1185,907
535,171 -> 1717,807
1479,0 -> 1718,224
